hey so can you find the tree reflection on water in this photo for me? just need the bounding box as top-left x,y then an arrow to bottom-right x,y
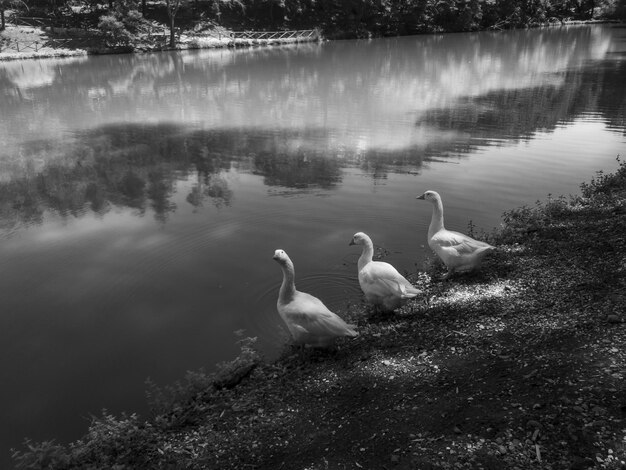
0,25 -> 625,233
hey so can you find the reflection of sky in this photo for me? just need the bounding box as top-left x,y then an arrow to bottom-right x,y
1,55 -> 88,90
0,26 -> 617,158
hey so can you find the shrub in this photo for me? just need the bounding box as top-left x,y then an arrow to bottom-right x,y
98,13 -> 134,46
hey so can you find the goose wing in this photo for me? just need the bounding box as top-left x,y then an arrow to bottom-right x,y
282,292 -> 356,337
361,262 -> 420,299
432,230 -> 493,255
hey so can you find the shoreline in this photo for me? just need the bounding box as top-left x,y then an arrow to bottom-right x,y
1,20 -> 621,63
12,160 -> 626,469
0,26 -> 323,62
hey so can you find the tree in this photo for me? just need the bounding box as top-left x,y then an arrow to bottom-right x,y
165,0 -> 185,47
0,0 -> 27,31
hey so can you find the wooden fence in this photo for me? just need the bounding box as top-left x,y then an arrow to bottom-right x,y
8,15 -> 66,29
0,37 -> 93,53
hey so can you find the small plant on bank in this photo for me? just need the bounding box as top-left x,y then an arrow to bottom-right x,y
12,439 -> 69,469
579,155 -> 624,201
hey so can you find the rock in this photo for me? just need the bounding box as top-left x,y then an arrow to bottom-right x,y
527,420 -> 542,429
592,406 -> 606,415
453,426 -> 462,434
607,315 -> 623,324
570,456 -> 594,470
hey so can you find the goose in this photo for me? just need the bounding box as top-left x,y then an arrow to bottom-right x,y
349,232 -> 421,312
417,190 -> 495,279
273,249 -> 358,347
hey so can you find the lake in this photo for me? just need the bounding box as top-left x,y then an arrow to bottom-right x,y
1,24 -> 625,464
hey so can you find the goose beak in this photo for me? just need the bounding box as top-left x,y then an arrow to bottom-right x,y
349,240 -> 355,246
416,194 -> 425,200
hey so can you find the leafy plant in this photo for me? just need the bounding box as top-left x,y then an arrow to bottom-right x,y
12,439 -> 70,469
98,13 -> 134,46
579,155 -> 624,200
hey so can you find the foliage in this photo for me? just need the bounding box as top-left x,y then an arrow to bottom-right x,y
0,0 -> 28,31
97,13 -> 132,45
11,412 -> 159,469
3,0 -> 624,44
579,155 -> 625,200
12,440 -> 70,469
498,155 -> 624,246
145,368 -> 215,418
206,0 -> 623,36
145,335 -> 260,425
97,2 -> 142,47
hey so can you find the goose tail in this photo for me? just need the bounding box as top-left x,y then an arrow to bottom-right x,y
476,245 -> 496,256
399,282 -> 421,299
345,326 -> 359,338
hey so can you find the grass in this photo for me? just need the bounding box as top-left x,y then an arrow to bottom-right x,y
11,157 -> 626,470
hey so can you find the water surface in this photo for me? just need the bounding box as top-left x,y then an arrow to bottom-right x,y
1,24 -> 625,464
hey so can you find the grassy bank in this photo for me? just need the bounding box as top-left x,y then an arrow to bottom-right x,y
12,157 -> 626,469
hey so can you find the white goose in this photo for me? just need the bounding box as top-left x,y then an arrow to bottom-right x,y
349,232 -> 421,312
417,190 -> 495,279
273,249 -> 358,347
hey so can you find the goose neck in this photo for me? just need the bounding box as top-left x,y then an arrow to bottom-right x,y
429,199 -> 445,235
357,239 -> 374,271
279,261 -> 296,302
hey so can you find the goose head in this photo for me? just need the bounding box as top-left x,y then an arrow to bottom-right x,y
273,249 -> 291,265
349,232 -> 370,246
416,190 -> 441,202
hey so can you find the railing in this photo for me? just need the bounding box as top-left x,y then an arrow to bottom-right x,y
8,15 -> 62,28
9,16 -> 47,27
0,39 -> 43,53
190,29 -> 321,43
231,29 -> 320,41
0,37 -> 93,53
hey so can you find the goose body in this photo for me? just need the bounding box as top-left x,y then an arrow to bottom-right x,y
349,232 -> 421,312
273,249 -> 357,347
417,190 -> 495,279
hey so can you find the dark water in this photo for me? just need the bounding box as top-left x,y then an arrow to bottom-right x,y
1,25 -> 625,464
